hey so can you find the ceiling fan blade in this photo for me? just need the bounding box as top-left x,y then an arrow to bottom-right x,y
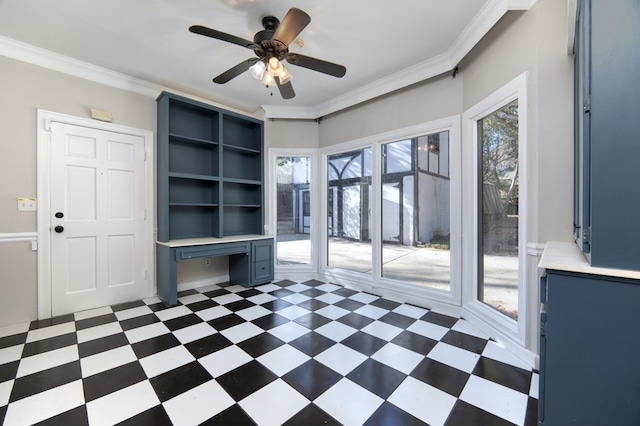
272,8 -> 311,47
276,77 -> 295,99
189,25 -> 254,49
285,53 -> 346,78
213,58 -> 258,84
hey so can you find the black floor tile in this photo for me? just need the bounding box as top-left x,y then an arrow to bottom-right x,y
347,358 -> 406,399
207,314 -> 245,331
524,396 -> 539,426
379,312 -> 416,329
300,288 -> 327,298
201,289 -> 230,298
35,405 -> 88,426
163,313 -> 203,331
236,288 -> 263,298
341,331 -> 387,356
21,332 -> 77,357
224,300 -> 256,312
10,361 -> 82,402
421,311 -> 459,328
472,357 -> 532,395
184,333 -> 233,359
200,403 -> 257,425
296,299 -> 330,312
282,359 -> 342,400
216,360 -> 277,401
83,361 -> 146,402
130,333 -> 181,359
110,300 -> 146,312
116,405 -> 173,425
260,299 -> 293,312
150,361 -> 213,402
269,288 -> 295,298
0,405 -> 6,425
78,333 -> 129,358
301,279 -> 326,287
145,302 -> 171,312
0,360 -> 19,383
75,313 -> 118,331
410,358 -> 470,397
391,330 -> 438,355
337,312 -> 376,330
185,299 -> 218,312
177,289 -> 199,297
370,298 -> 401,311
446,400 -> 514,426
294,313 -> 333,330
119,314 -> 160,331
333,298 -> 365,311
282,403 -> 341,426
441,330 -> 488,354
289,332 -> 336,357
251,313 -> 289,330
276,280 -> 299,287
332,287 -> 359,297
0,332 -> 27,350
237,333 -> 285,358
364,401 -> 427,426
28,315 -> 75,330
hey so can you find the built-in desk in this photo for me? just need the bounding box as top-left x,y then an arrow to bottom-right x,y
156,235 -> 274,305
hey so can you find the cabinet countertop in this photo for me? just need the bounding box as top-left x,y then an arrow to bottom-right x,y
539,241 -> 640,280
157,234 -> 272,248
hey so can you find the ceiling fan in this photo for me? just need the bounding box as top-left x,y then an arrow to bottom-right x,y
189,7 -> 346,99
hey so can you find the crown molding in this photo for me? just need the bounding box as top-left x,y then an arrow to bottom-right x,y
262,105 -> 317,120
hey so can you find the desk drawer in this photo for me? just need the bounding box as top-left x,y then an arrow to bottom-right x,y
176,242 -> 250,260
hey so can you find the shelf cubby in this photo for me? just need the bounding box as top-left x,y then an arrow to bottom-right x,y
222,206 -> 263,236
223,182 -> 262,206
168,205 -> 220,240
223,114 -> 262,151
222,147 -> 261,181
169,139 -> 219,177
168,99 -> 220,142
168,177 -> 219,206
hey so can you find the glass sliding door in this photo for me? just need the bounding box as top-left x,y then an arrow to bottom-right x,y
381,133 -> 451,290
477,100 -> 519,320
275,156 -> 311,265
327,148 -> 372,274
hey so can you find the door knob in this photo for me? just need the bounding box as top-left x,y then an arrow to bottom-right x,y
55,212 -> 64,218
54,226 -> 64,233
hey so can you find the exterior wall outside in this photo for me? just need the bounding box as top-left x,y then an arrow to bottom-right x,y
418,174 -> 450,243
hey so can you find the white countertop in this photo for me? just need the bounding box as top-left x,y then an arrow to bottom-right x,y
157,234 -> 272,248
539,241 -> 640,280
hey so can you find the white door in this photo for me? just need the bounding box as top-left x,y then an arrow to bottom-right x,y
50,122 -> 147,316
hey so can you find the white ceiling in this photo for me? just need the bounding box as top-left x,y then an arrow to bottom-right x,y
0,0 -> 535,118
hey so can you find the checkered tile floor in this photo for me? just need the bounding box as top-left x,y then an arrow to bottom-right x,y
0,280 -> 538,425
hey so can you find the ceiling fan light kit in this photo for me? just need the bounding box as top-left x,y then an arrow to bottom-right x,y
189,7 -> 346,99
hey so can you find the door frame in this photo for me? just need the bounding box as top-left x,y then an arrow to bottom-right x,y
36,110 -> 155,320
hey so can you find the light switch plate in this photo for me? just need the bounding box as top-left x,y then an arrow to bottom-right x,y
17,197 -> 37,211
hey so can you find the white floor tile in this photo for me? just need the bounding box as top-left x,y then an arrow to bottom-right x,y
315,378 -> 384,426
361,321 -> 403,341
349,292 -> 379,304
195,284 -> 221,293
173,322 -> 216,344
4,380 -> 84,425
199,345 -> 252,378
388,377 -> 457,426
17,345 -> 79,378
267,322 -> 310,343
275,305 -> 310,321
0,379 -> 13,406
353,305 -> 388,320
143,296 -> 162,305
212,293 -> 243,305
178,293 -> 209,305
314,293 -> 346,305
460,375 -> 529,425
0,322 -> 29,339
314,343 -> 367,376
246,293 -> 277,305
281,293 -> 311,305
114,305 -> 154,321
256,283 -> 281,293
481,341 -> 531,371
370,343 -> 424,375
154,305 -> 192,322
220,322 -> 264,344
236,305 -> 272,322
0,345 -> 24,366
86,380 -> 160,425
80,345 -> 137,378
392,304 -> 429,319
76,322 -> 123,344
74,306 -> 113,321
315,305 -> 350,320
139,345 -> 195,378
286,283 -> 312,293
452,319 -> 490,340
124,322 -> 170,344
406,319 -> 449,341
257,344 -> 310,376
530,372 -> 539,398
427,342 -> 480,373
25,322 -> 75,343
195,305 -> 233,321
224,285 -> 248,293
163,380 -> 235,426
315,321 -> 357,342
240,379 -> 309,426
315,283 -> 342,293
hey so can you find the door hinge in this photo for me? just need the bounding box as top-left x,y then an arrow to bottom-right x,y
582,227 -> 591,244
583,97 -> 591,113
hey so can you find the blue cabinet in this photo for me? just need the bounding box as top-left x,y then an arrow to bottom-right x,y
573,0 -> 640,270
